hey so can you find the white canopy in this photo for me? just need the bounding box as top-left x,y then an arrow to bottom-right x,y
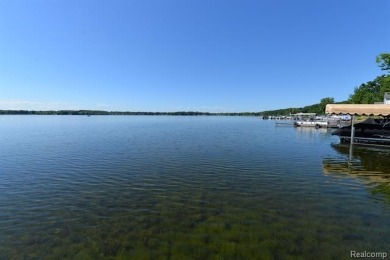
325,104 -> 390,116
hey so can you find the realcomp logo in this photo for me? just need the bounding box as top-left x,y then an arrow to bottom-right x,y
351,251 -> 388,259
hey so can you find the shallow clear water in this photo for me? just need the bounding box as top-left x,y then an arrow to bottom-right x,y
0,116 -> 389,259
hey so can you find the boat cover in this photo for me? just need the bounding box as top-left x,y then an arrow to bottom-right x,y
325,104 -> 390,116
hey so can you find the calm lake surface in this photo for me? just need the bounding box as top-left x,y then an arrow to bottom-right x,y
1,116 -> 389,259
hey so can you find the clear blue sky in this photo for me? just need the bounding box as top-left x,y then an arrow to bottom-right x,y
1,0 -> 389,112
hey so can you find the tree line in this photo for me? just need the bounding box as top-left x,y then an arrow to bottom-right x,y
259,53 -> 390,116
0,110 -> 262,116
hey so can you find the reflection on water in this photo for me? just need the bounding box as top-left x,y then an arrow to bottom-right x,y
294,127 -> 331,140
323,144 -> 390,201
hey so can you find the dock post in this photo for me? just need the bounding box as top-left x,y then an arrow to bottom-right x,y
349,115 -> 355,160
350,115 -> 355,144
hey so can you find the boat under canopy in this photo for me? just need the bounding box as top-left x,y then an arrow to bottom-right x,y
326,104 -> 390,146
332,118 -> 390,144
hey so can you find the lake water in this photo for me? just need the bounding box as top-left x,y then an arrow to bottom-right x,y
1,116 -> 389,259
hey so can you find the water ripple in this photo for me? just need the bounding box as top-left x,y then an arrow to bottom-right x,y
1,116 -> 390,258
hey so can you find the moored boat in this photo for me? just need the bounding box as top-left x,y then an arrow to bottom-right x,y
332,118 -> 390,145
294,120 -> 328,128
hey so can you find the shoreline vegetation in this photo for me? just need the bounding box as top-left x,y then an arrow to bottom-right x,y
0,96 -> 354,117
0,100 -> 341,117
0,98 -> 346,116
0,110 -> 263,116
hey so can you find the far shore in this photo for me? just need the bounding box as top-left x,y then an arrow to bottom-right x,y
0,110 -> 263,116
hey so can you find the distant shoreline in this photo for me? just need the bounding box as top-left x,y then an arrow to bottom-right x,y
0,110 -> 261,116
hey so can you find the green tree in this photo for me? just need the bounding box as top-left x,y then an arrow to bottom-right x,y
348,75 -> 390,104
347,53 -> 390,104
376,53 -> 390,72
319,97 -> 334,113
